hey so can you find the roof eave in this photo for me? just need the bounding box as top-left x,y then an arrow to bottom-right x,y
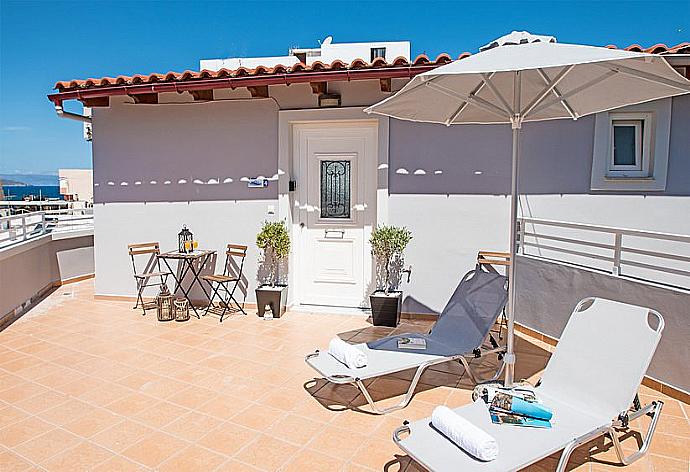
47,64 -> 438,105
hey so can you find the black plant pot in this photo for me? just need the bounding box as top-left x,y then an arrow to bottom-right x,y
256,284 -> 288,318
370,291 -> 402,327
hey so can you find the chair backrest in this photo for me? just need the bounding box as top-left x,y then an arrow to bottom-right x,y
539,297 -> 664,420
223,244 -> 248,276
128,242 -> 161,274
429,269 -> 508,350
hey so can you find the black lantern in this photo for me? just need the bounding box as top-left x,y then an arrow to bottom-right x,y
178,225 -> 193,253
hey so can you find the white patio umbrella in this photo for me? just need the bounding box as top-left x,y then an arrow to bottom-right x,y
365,34 -> 690,386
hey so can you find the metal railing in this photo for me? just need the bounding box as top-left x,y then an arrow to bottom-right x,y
0,209 -> 93,249
518,217 -> 690,290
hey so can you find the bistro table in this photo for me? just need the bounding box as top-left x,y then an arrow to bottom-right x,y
157,249 -> 216,318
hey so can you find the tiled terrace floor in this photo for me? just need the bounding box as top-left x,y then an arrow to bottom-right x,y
1,280 -> 688,471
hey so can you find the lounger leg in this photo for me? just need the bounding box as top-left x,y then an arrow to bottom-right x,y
609,401 -> 663,465
459,347 -> 506,385
555,427 -> 610,472
353,358 -> 459,415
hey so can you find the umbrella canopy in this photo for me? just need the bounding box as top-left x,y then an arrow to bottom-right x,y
366,42 -> 690,126
365,37 -> 690,387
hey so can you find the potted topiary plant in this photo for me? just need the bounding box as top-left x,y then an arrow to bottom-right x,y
369,225 -> 412,327
255,220 -> 290,318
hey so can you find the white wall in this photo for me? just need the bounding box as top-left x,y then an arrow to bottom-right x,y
59,169 -> 93,203
93,201 -> 273,301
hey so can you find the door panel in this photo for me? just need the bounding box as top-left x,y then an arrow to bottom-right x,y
293,123 -> 377,307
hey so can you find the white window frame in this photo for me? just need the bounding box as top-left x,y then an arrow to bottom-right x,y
607,113 -> 652,178
590,99 -> 671,192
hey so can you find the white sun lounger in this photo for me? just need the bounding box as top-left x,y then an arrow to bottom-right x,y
305,269 -> 509,414
392,297 -> 665,472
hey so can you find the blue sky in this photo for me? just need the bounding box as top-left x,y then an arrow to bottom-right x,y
1,0 -> 688,175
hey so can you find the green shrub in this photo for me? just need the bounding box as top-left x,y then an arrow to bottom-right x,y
370,225 -> 412,293
256,221 -> 290,285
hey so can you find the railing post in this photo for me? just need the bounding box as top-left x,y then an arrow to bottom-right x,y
612,232 -> 622,276
41,212 -> 46,235
21,216 -> 27,241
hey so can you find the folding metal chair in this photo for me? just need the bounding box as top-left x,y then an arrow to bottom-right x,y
203,244 -> 248,321
127,242 -> 171,315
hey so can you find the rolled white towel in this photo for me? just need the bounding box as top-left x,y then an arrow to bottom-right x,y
431,405 -> 498,462
328,337 -> 367,369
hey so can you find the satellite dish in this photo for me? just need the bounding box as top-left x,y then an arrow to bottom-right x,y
322,36 -> 333,46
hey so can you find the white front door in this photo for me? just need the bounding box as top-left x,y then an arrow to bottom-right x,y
293,122 -> 377,307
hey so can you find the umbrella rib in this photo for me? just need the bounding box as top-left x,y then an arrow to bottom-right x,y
536,68 -> 578,119
520,65 -> 575,120
530,69 -> 619,116
480,73 -> 514,115
425,81 -> 508,120
444,74 -> 494,125
593,62 -> 690,92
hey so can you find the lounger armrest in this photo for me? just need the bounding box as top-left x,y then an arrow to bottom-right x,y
392,423 -> 410,446
304,350 -> 357,384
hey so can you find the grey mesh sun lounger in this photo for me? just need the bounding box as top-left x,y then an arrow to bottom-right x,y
392,298 -> 665,472
305,269 -> 509,414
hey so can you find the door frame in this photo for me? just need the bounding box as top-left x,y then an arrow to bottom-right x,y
278,107 -> 390,308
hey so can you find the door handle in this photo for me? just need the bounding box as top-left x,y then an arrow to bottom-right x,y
324,229 -> 345,238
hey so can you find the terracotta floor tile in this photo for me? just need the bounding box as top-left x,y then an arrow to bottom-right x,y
352,437 -> 408,471
133,400 -> 190,429
0,449 -> 33,472
13,390 -> 69,415
13,427 -> 80,464
122,430 -> 189,468
63,407 -> 122,438
230,403 -> 284,431
91,419 -> 154,453
163,410 -> 223,441
1,279 -> 687,470
41,440 -> 113,471
0,416 -> 52,448
234,434 -> 299,471
158,444 -> 227,471
92,455 -> 148,472
265,413 -> 327,445
0,382 -> 49,404
105,392 -> 156,416
0,405 -> 29,429
168,385 -> 215,409
198,421 -> 260,456
282,448 -> 346,472
196,393 -> 253,420
307,425 -> 369,461
37,398 -> 93,426
79,381 -> 135,406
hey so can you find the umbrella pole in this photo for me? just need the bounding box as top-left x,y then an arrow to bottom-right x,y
505,70 -> 522,388
505,124 -> 520,387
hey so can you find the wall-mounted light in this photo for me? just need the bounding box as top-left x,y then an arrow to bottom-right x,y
319,93 -> 341,108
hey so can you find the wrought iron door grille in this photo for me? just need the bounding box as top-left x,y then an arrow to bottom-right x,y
320,160 -> 351,218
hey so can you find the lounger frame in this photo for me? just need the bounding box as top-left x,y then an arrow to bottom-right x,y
306,343 -> 506,415
391,297 -> 666,471
392,398 -> 663,472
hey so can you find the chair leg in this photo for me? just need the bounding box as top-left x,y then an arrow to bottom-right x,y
609,401 -> 663,465
205,281 -> 222,317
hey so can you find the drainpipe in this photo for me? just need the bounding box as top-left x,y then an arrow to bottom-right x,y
54,104 -> 92,123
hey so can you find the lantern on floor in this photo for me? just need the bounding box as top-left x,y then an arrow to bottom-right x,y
178,225 -> 193,253
156,284 -> 174,321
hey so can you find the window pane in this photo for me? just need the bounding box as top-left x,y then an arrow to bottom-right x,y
371,47 -> 386,61
613,125 -> 637,166
320,160 -> 351,219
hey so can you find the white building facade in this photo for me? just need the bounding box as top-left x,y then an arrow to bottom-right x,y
49,38 -> 690,393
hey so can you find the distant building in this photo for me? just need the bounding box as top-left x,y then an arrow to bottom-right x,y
200,35 -> 410,70
59,169 -> 93,203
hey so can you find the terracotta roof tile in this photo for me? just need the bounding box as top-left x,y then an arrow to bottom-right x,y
52,42 -> 690,94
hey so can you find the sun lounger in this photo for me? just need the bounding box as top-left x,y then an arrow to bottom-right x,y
305,268 -> 509,414
392,298 -> 665,472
